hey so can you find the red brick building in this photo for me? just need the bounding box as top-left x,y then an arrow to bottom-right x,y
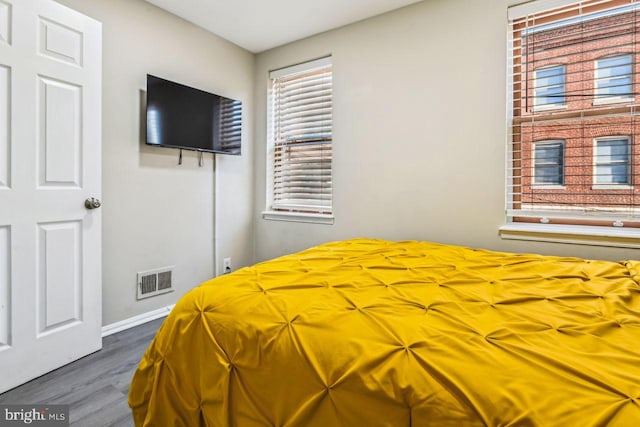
512,4 -> 640,222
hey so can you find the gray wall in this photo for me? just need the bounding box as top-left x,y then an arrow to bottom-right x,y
253,0 -> 640,262
56,0 -> 254,325
55,0 -> 640,326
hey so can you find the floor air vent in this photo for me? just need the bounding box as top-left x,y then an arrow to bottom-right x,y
137,266 -> 175,300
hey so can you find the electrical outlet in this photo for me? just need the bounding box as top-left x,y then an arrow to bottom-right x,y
223,257 -> 232,274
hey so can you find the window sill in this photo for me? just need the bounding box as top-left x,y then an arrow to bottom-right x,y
262,210 -> 335,225
532,184 -> 565,190
499,222 -> 640,249
592,97 -> 634,106
532,104 -> 567,112
591,184 -> 633,190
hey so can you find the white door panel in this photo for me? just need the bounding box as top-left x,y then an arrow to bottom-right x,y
38,16 -> 83,66
0,225 -> 8,350
0,1 -> 11,46
0,0 -> 101,393
37,220 -> 82,335
38,76 -> 82,187
0,64 -> 8,189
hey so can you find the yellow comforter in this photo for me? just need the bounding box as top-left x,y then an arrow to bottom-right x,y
129,239 -> 640,426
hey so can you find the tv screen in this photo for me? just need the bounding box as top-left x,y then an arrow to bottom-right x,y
146,74 -> 242,155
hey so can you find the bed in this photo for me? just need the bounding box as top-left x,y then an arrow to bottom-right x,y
128,238 -> 640,426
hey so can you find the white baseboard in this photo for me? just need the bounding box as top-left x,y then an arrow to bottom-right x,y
101,304 -> 175,338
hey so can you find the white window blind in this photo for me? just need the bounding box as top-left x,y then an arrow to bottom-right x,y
507,0 -> 640,227
269,57 -> 333,214
218,97 -> 242,154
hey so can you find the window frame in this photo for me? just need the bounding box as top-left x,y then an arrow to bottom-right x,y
263,56 -> 335,225
594,53 -> 634,105
592,136 -> 633,188
532,140 -> 565,188
503,0 -> 640,245
533,64 -> 567,111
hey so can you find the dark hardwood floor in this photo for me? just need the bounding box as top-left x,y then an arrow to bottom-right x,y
0,317 -> 164,427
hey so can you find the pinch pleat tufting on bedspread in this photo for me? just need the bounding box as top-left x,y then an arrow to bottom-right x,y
129,238 -> 640,426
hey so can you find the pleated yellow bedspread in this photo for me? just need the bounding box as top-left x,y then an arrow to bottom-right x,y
129,239 -> 640,426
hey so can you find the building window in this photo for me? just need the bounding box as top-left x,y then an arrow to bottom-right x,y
534,141 -> 564,185
534,65 -> 566,108
266,57 -> 333,218
594,137 -> 631,185
508,1 -> 640,228
595,54 -> 633,103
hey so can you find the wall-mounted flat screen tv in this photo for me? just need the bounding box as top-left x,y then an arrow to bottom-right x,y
146,74 -> 242,155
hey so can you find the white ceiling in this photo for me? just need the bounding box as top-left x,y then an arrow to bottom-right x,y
145,0 -> 424,53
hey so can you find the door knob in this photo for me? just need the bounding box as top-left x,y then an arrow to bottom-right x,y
84,197 -> 102,209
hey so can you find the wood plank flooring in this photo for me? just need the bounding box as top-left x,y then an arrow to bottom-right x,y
0,317 -> 164,427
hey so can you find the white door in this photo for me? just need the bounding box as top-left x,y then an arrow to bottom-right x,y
0,0 -> 102,393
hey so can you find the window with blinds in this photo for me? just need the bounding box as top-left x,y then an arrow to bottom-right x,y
268,57 -> 333,215
508,0 -> 640,228
218,97 -> 242,154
